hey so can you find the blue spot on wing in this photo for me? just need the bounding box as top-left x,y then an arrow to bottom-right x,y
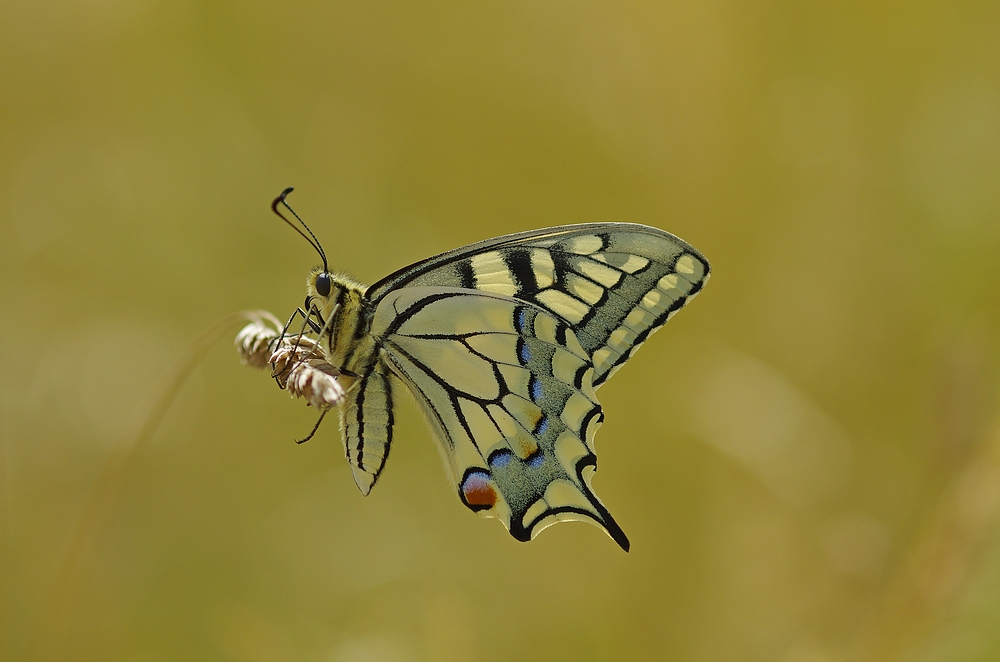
515,306 -> 528,333
488,449 -> 514,469
529,376 -> 543,402
535,416 -> 549,436
526,452 -> 545,468
518,339 -> 532,365
463,470 -> 491,488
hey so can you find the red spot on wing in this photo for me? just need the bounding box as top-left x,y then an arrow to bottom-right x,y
461,472 -> 497,509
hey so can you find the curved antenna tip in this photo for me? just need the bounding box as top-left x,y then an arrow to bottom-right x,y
270,188 -> 329,273
272,187 -> 295,214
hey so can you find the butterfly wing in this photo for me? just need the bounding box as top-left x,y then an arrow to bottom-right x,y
366,223 -> 710,387
371,286 -> 630,550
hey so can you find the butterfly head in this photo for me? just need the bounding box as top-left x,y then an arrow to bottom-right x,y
305,265 -> 339,314
305,266 -> 368,323
271,188 -> 367,375
303,266 -> 326,314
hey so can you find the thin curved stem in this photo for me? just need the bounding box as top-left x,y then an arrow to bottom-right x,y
29,310 -> 268,661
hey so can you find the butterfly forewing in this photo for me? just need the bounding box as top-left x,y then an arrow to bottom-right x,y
366,224 -> 710,387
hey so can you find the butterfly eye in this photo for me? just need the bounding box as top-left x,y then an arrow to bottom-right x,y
315,272 -> 332,297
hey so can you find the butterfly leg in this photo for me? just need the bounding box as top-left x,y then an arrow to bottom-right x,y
285,303 -> 361,379
282,306 -> 323,336
295,409 -> 328,444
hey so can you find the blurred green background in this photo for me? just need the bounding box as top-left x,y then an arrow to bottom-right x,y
3,2 -> 1000,661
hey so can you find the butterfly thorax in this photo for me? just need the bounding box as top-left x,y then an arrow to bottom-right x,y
305,268 -> 379,385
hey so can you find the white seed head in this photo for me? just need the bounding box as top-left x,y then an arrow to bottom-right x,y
235,312 -> 284,369
285,359 -> 345,410
237,310 -> 345,411
269,337 -> 320,388
268,337 -> 345,410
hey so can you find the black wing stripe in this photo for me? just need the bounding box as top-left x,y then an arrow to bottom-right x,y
380,372 -> 394,480
458,260 -> 476,289
354,375 -> 367,470
503,248 -> 538,295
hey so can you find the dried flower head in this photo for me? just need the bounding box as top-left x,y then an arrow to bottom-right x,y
236,310 -> 346,412
268,337 -> 345,409
285,358 -> 345,410
268,336 -> 320,388
235,312 -> 284,368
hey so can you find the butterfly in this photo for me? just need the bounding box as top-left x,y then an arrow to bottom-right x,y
267,189 -> 709,551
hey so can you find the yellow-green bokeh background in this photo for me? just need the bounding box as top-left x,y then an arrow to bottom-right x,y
3,2 -> 1000,661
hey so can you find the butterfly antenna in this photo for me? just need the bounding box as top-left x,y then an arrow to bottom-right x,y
271,187 -> 329,273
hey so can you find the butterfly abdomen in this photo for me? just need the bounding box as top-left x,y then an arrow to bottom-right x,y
302,270 -> 395,493
339,359 -> 396,494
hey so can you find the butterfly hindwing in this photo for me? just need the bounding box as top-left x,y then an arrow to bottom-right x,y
370,286 -> 630,550
366,224 -> 710,387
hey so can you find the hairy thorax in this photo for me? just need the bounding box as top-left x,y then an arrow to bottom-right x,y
305,268 -> 380,389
